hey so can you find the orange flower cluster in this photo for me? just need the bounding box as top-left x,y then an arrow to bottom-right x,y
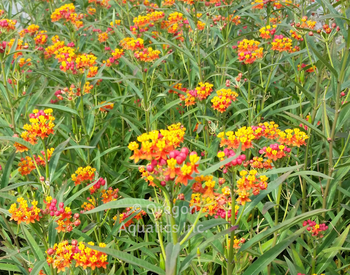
18,148 -> 54,175
190,175 -> 240,218
89,0 -> 111,8
243,156 -> 273,170
14,109 -> 55,152
8,39 -> 28,59
99,101 -> 114,112
179,82 -> 214,106
98,32 -> 109,43
46,241 -> 108,273
113,208 -> 147,229
211,88 -> 239,113
19,24 -> 39,37
169,83 -> 187,94
19,58 -> 31,67
128,123 -> 186,163
300,16 -> 316,29
18,156 -> 36,175
229,15 -> 241,25
133,11 -> 165,29
101,188 -> 119,203
277,128 -> 308,147
236,39 -> 263,64
227,237 -> 246,249
103,48 -> 124,67
44,40 -> 65,59
259,143 -> 290,161
110,20 -> 121,27
218,122 -> 308,151
0,19 -> 16,32
259,25 -> 277,39
87,7 -> 96,15
9,198 -> 41,224
120,37 -> 144,51
195,82 -> 214,100
218,127 -> 257,151
236,170 -> 269,205
134,47 -> 161,62
34,31 -> 48,45
71,166 -> 96,185
51,4 -> 84,29
290,30 -> 303,41
82,197 -> 96,211
271,35 -> 293,52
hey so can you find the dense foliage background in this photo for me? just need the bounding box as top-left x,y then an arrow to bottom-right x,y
0,0 -> 349,274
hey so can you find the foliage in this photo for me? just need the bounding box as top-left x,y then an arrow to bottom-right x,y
0,0 -> 350,274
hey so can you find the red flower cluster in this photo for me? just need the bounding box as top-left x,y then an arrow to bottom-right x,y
303,220 -> 328,238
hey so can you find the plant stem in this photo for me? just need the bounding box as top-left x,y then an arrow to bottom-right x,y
322,27 -> 350,216
227,169 -> 236,275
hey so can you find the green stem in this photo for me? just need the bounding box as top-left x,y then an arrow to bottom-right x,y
180,209 -> 201,245
322,27 -> 350,216
227,169 -> 236,275
42,141 -> 50,181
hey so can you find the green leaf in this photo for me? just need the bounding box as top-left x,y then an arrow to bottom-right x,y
316,225 -> 350,273
242,227 -> 306,275
0,264 -> 21,272
0,150 -> 16,190
166,243 -> 180,275
49,138 -> 70,182
240,209 -> 328,252
281,112 -> 326,139
37,104 -> 79,116
86,245 -> 165,275
30,260 -> 47,275
179,226 -> 236,272
200,146 -> 241,176
84,198 -> 163,214
0,181 -> 36,192
0,137 -> 35,151
306,38 -> 338,77
150,99 -> 181,124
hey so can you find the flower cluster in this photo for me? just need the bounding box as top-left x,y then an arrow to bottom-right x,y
134,47 -> 161,62
217,149 -> 246,173
259,143 -> 291,161
51,4 -> 84,29
211,88 -> 239,113
103,48 -> 124,67
0,19 -> 16,32
101,187 -> 119,203
236,170 -> 269,205
120,37 -> 144,51
113,208 -> 147,229
179,82 -> 213,106
218,122 -> 308,151
18,148 -> 54,176
128,123 -> 186,163
71,166 -> 96,185
44,197 -> 81,233
271,35 -> 293,52
236,39 -> 264,64
303,220 -> 328,238
9,198 -> 41,224
227,237 -> 246,249
46,241 -> 108,273
14,109 -> 55,152
190,175 -> 240,218
259,25 -> 276,39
